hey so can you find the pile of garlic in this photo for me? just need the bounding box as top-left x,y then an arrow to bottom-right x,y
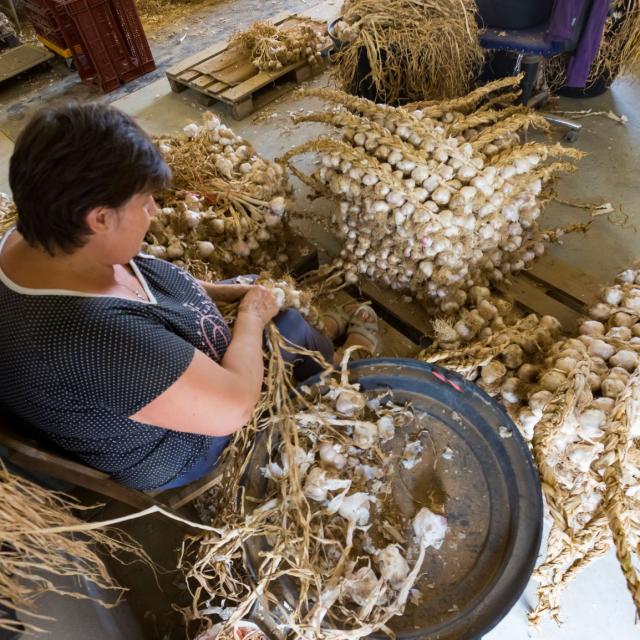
284,85 -> 582,313
147,114 -> 293,279
264,377 -> 448,617
420,273 -> 640,622
0,191 -> 16,224
422,287 -> 564,434
510,272 -> 640,448
231,20 -> 330,72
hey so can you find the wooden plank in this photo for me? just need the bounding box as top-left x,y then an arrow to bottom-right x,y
0,429 -> 109,480
166,40 -> 229,77
213,60 -> 258,85
253,80 -> 302,110
163,467 -> 223,509
204,81 -> 229,95
285,230 -> 319,276
192,74 -> 217,89
527,256 -> 600,308
500,275 -> 580,333
193,48 -> 242,75
300,0 -> 340,22
177,69 -> 200,82
221,64 -> 292,103
10,451 -> 157,511
356,279 -> 434,344
0,44 -> 53,83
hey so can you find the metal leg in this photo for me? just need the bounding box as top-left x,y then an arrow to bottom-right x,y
4,0 -> 20,33
542,114 -> 583,142
520,55 -> 541,105
513,53 -> 524,75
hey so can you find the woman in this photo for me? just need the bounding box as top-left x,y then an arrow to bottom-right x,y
0,103 -> 378,491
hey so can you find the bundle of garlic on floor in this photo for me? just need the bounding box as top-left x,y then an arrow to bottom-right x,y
230,20 -> 331,72
0,192 -> 14,235
420,286 -> 563,435
147,113 -> 293,280
524,268 -> 640,624
420,268 -> 640,624
280,76 -> 584,314
189,355 -> 447,639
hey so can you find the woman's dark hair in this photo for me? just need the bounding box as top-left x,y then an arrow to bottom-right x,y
9,102 -> 172,254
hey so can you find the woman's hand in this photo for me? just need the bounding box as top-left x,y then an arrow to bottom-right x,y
238,286 -> 280,324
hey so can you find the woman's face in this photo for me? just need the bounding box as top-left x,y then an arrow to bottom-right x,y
103,192 -> 158,264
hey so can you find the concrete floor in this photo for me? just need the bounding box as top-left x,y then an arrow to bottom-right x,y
3,0 -> 640,638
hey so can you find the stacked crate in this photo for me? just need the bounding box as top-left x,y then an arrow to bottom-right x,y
22,0 -> 154,92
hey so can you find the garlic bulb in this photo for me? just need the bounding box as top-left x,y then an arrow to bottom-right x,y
609,349 -> 639,372
377,545 -> 410,589
481,361 -> 507,385
271,287 -> 286,309
319,442 -> 347,470
336,390 -> 366,416
377,415 -> 395,441
353,422 -> 378,449
196,240 -> 215,259
341,567 -> 381,606
149,113 -> 292,279
304,467 -> 350,502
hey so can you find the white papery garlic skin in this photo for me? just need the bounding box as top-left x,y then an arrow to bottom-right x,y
336,390 -> 366,416
341,567 -> 381,606
319,442 -> 347,470
338,492 -> 372,525
412,508 -> 448,548
377,545 -> 410,589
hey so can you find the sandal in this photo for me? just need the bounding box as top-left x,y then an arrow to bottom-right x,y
346,303 -> 380,355
322,301 -> 362,338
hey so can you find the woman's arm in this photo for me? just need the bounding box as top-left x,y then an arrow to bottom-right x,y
199,281 -> 253,303
130,286 -> 279,436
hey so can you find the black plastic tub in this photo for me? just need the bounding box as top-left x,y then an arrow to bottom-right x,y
476,0 -> 554,29
242,358 -> 543,639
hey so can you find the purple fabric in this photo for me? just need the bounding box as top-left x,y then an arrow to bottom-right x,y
546,0 -> 610,87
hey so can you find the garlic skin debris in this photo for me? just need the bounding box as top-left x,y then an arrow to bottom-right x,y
338,492 -> 372,525
353,422 -> 379,449
336,390 -> 366,416
319,442 -> 347,469
412,507 -> 448,548
377,545 -> 410,589
341,567 -> 381,606
304,467 -> 351,502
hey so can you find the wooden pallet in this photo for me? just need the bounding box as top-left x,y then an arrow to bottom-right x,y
280,233 -> 595,356
166,12 -> 332,119
0,43 -> 53,83
344,255 -> 596,344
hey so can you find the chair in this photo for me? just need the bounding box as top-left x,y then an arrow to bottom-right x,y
478,1 -> 597,142
0,409 -> 223,513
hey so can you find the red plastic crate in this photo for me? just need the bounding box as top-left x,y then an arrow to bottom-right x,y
109,0 -> 155,80
23,0 -> 75,54
52,0 -> 155,93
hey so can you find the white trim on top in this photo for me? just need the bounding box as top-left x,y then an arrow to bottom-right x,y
0,226 -> 158,305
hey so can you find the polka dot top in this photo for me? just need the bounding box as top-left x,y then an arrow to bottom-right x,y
0,229 -> 232,490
